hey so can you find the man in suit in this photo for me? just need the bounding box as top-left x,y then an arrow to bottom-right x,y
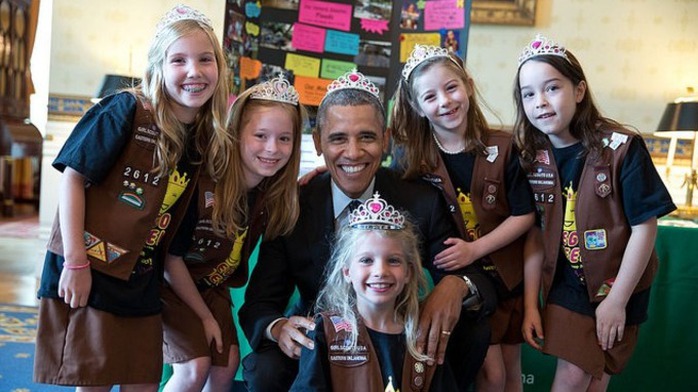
239,71 -> 495,391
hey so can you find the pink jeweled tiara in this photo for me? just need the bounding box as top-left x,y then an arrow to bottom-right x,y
250,75 -> 299,106
402,44 -> 460,80
517,33 -> 569,68
348,193 -> 405,230
325,69 -> 381,101
155,4 -> 213,37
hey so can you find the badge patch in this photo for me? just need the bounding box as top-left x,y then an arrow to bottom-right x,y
119,191 -> 145,210
106,242 -> 128,263
584,229 -> 607,250
86,241 -> 107,262
328,336 -> 369,366
83,231 -> 101,249
596,277 -> 616,297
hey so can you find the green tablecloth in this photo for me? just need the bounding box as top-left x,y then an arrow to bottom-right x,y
521,223 -> 698,390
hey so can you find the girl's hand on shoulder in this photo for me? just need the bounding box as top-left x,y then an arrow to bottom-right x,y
298,166 -> 327,186
433,237 -> 477,271
522,307 -> 544,350
58,266 -> 92,308
595,297 -> 626,351
202,316 -> 223,354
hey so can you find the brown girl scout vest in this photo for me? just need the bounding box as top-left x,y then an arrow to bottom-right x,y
47,100 -> 198,281
322,313 -> 436,392
183,173 -> 267,289
425,130 -> 525,291
528,130 -> 658,303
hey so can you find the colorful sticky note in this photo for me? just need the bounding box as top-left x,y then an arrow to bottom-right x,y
320,59 -> 356,80
291,23 -> 327,53
399,33 -> 442,62
424,0 -> 465,30
299,0 -> 352,31
294,76 -> 332,106
239,57 -> 262,79
285,53 -> 321,78
325,30 -> 360,56
246,21 -> 260,36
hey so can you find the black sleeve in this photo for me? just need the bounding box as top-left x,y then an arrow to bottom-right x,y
505,146 -> 536,216
53,92 -> 137,184
289,316 -> 332,391
239,234 -> 297,350
619,137 -> 676,226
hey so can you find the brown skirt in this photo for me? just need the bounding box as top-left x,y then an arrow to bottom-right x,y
33,298 -> 163,386
162,284 -> 238,367
489,294 -> 524,345
542,303 -> 639,379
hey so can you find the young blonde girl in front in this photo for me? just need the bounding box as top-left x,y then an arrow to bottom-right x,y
290,195 -> 458,391
34,5 -> 230,391
160,75 -> 304,391
514,34 -> 676,392
391,44 -> 535,391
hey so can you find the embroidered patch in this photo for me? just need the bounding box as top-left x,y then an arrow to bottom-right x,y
118,191 -> 145,210
329,315 -> 352,332
414,362 -> 425,374
86,241 -> 107,262
528,167 -> 556,189
106,242 -> 128,263
584,229 -> 607,250
535,149 -> 550,165
328,336 -> 369,367
596,277 -> 616,297
83,231 -> 101,249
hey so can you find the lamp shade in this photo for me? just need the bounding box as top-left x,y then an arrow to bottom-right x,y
95,74 -> 141,99
656,102 -> 698,132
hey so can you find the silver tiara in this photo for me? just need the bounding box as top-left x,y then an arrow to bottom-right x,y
325,69 -> 381,100
348,193 -> 405,230
402,44 -> 455,80
155,4 -> 213,37
518,33 -> 569,68
250,75 -> 299,106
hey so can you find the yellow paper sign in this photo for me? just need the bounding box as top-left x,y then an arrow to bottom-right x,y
399,33 -> 442,62
285,53 -> 322,78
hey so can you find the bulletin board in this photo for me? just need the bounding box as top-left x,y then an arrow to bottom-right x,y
223,0 -> 473,109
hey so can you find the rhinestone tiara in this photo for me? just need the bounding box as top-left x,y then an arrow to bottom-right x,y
402,44 -> 462,80
348,193 -> 405,230
155,4 -> 213,37
250,74 -> 299,106
325,69 -> 381,101
518,33 -> 569,68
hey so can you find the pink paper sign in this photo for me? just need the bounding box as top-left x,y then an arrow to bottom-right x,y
424,0 -> 465,30
292,23 -> 327,53
299,0 -> 352,31
359,19 -> 389,34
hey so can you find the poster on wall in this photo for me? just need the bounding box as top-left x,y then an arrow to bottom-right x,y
223,0 -> 473,110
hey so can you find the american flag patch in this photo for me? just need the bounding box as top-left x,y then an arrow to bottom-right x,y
329,316 -> 352,332
205,191 -> 215,208
535,150 -> 550,165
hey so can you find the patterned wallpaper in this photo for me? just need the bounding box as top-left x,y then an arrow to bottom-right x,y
48,0 -> 698,133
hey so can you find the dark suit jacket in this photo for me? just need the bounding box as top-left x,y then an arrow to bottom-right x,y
239,168 -> 493,351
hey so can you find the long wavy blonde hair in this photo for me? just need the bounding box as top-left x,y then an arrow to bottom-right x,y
134,18 -> 231,180
315,219 -> 430,361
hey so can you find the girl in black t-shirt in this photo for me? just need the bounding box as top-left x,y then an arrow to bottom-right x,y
291,195 -> 457,391
391,44 -> 535,391
513,33 -> 675,391
34,5 -> 231,390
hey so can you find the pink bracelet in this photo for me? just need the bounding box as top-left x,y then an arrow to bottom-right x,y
63,261 -> 91,270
